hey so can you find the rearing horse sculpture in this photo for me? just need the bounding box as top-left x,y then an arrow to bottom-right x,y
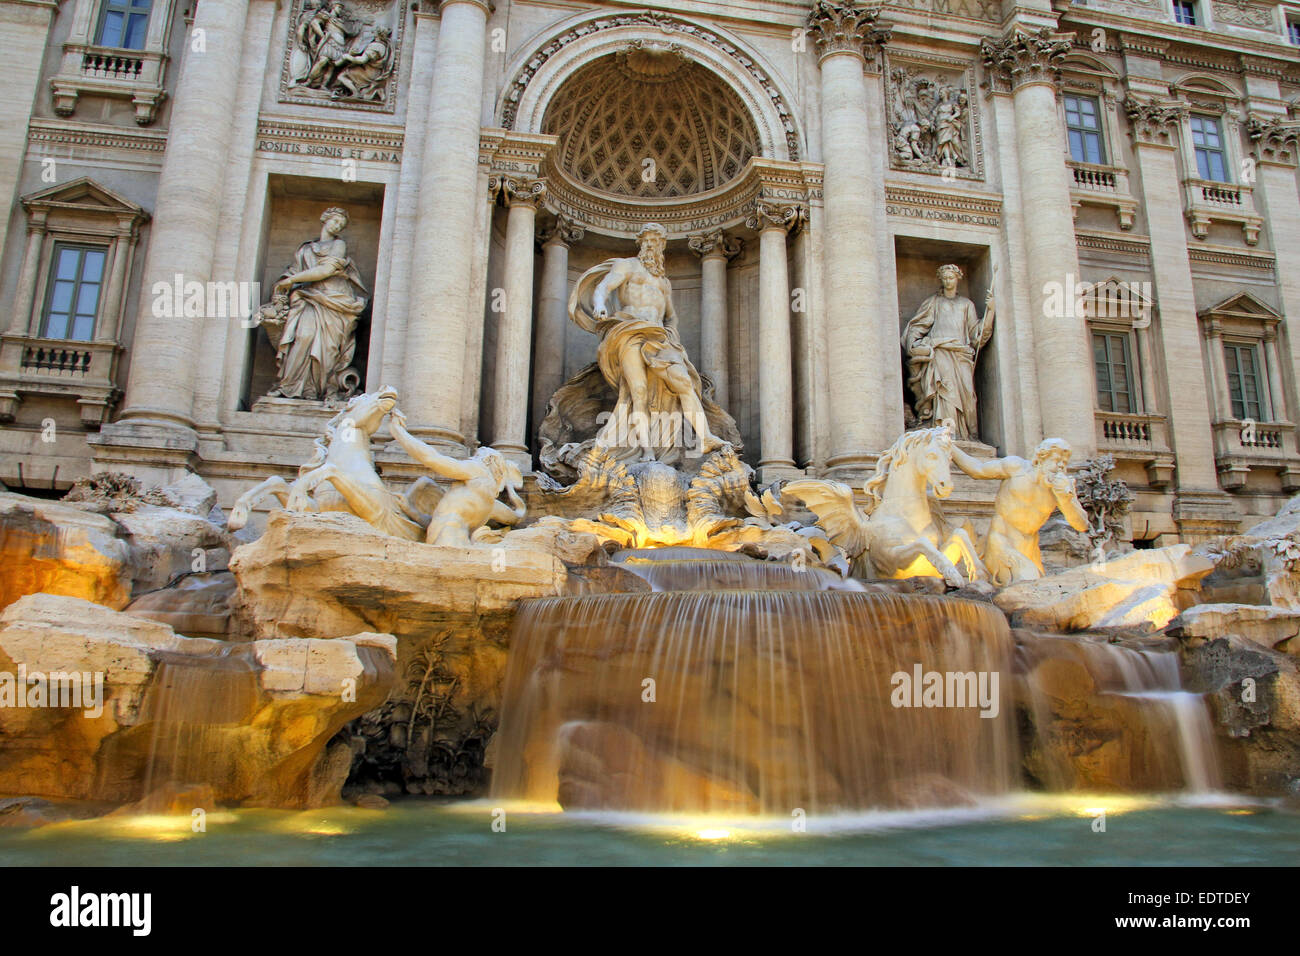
227,386 -> 428,540
783,425 -> 985,587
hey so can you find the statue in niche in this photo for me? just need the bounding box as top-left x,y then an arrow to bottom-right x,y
288,0 -> 395,104
949,439 -> 1090,586
889,67 -> 971,174
539,223 -> 740,472
901,263 -> 994,442
258,206 -> 367,404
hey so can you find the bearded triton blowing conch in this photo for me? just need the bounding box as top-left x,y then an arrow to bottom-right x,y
567,222 -> 731,463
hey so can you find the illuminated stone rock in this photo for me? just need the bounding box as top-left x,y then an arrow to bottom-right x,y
993,544 -> 1214,631
0,494 -> 133,611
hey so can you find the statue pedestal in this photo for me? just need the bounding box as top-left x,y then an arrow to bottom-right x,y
757,462 -> 804,486
251,395 -> 348,421
955,438 -> 998,460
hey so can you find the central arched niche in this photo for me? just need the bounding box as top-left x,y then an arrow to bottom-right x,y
542,45 -> 759,200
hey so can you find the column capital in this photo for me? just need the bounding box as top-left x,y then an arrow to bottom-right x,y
499,176 -> 547,210
746,200 -> 807,235
807,1 -> 890,65
538,214 -> 584,249
1247,114 -> 1300,168
429,0 -> 493,15
688,228 -> 743,260
1124,94 -> 1187,147
980,27 -> 1072,94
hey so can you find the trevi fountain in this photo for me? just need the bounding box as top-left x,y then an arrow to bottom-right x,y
0,221 -> 1297,870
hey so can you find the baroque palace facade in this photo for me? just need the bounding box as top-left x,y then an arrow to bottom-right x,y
1,0 -> 1300,544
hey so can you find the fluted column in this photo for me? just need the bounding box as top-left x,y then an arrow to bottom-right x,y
808,2 -> 893,475
747,201 -> 804,481
687,228 -> 742,409
982,28 -> 1096,455
491,177 -> 545,468
533,215 -> 583,428
403,0 -> 490,449
114,0 -> 250,431
7,211 -> 46,335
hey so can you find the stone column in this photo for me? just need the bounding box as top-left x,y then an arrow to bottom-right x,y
1123,94 -> 1222,489
747,201 -> 804,481
95,222 -> 134,343
112,0 -> 251,432
7,210 -> 47,335
981,28 -> 1096,455
808,2 -> 893,476
403,0 -> 490,449
1205,323 -> 1232,419
533,215 -> 583,428
491,177 -> 545,469
1263,328 -> 1287,423
687,228 -> 742,410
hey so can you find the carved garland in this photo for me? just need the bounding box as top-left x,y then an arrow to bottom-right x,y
500,9 -> 801,162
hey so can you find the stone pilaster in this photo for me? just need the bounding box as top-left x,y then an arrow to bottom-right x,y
1247,115 -> 1300,425
1123,93 -> 1221,493
491,177 -> 545,469
808,1 -> 894,477
7,210 -> 46,335
981,27 -> 1096,456
95,220 -> 135,343
687,228 -> 742,410
533,215 -> 584,432
746,201 -> 805,482
403,0 -> 491,451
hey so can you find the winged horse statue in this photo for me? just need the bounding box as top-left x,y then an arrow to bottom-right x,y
783,425 -> 986,587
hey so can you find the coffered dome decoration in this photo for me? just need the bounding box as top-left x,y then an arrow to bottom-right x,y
542,45 -> 759,199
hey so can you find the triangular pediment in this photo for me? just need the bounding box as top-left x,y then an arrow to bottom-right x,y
22,177 -> 147,217
1094,275 -> 1155,308
1201,291 -> 1283,323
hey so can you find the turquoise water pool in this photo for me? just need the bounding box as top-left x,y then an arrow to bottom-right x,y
0,793 -> 1296,866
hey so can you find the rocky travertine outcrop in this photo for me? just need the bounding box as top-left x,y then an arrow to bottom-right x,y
1168,603 -> 1300,655
1177,630 -> 1300,795
0,593 -> 395,808
0,494 -> 134,610
231,510 -> 600,798
994,544 -> 1214,631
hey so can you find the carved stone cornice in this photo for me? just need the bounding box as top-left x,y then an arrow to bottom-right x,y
1247,114 -> 1300,167
745,200 -> 807,234
980,27 -> 1072,93
688,229 -> 744,260
538,214 -> 585,248
1124,95 -> 1188,147
807,2 -> 890,64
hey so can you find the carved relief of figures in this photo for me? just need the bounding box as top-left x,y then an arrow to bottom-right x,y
257,206 -> 368,403
901,264 -> 994,441
888,66 -> 974,176
284,0 -> 398,108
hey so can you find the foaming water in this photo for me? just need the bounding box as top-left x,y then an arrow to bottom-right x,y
610,547 -> 864,593
492,584 -> 1018,814
1018,634 -> 1221,793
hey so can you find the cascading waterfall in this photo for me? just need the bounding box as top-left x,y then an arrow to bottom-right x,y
492,550 -> 1019,813
138,645 -> 261,798
1017,633 -> 1221,793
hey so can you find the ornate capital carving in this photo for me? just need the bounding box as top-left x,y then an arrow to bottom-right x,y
538,214 -> 585,248
1124,95 -> 1188,146
980,27 -> 1071,93
500,177 -> 547,210
1247,114 -> 1300,167
807,1 -> 889,63
745,200 -> 806,234
688,229 -> 744,260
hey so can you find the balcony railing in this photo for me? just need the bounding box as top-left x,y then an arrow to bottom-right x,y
20,343 -> 94,377
1068,161 -> 1137,230
80,51 -> 145,80
0,334 -> 121,425
1183,177 -> 1263,244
